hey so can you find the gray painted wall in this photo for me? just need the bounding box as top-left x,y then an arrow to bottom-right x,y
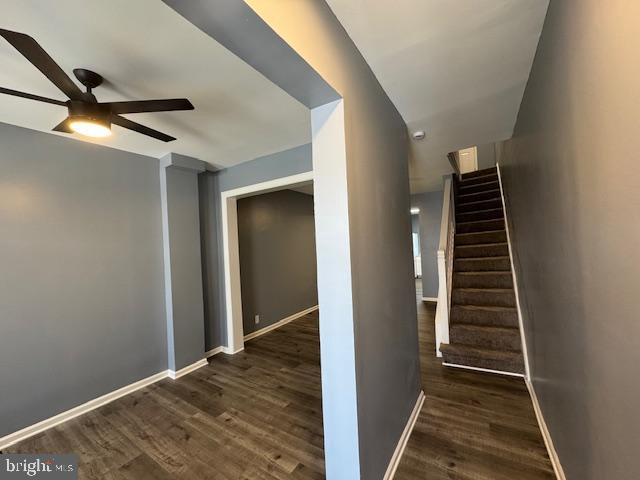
0,122 -> 167,437
497,1 -> 640,478
237,189 -> 317,335
245,3 -> 422,478
476,142 -> 497,170
198,144 -> 313,350
161,162 -> 206,370
411,191 -> 444,298
161,2 -> 421,476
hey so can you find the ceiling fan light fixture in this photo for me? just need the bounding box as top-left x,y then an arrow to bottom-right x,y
69,116 -> 112,138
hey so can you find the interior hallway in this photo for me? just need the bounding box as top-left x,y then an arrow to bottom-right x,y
396,280 -> 554,479
6,283 -> 553,479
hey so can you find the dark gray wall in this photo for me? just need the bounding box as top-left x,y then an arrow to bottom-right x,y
238,189 -> 317,335
161,2 -> 421,476
476,142 -> 497,170
198,144 -> 313,350
0,122 -> 167,437
162,164 -> 205,371
244,3 -> 422,478
497,1 -> 640,478
411,191 -> 444,298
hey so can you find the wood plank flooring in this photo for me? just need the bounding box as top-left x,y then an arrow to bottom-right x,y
394,282 -> 554,479
6,314 -> 325,479
7,282 -> 553,479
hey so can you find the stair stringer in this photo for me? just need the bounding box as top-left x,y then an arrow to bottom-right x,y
495,163 -> 531,380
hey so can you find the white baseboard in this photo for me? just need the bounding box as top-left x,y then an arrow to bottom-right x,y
526,380 -> 566,480
0,370 -> 169,450
384,390 -> 425,480
243,305 -> 319,342
442,362 -> 525,378
205,346 -> 223,358
168,358 -> 208,380
422,297 -> 438,303
222,346 -> 244,355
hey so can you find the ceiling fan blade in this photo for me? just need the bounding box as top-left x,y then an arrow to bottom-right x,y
0,86 -> 67,106
52,118 -> 73,133
104,98 -> 194,114
0,29 -> 84,100
111,115 -> 176,142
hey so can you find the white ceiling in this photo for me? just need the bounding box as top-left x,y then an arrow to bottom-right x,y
326,0 -> 548,192
0,0 -> 310,168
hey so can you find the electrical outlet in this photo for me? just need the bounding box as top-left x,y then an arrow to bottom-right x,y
254,315 -> 260,324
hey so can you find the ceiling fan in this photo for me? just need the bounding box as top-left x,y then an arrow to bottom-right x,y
0,28 -> 194,142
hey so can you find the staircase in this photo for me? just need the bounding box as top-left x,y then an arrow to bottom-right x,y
440,167 -> 525,374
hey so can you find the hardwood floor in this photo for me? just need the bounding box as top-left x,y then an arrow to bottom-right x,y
394,281 -> 554,479
7,314 -> 325,479
7,284 -> 554,479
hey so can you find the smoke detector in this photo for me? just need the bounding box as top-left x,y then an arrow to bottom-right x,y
412,130 -> 426,141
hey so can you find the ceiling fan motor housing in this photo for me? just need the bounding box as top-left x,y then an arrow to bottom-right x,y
67,100 -> 111,128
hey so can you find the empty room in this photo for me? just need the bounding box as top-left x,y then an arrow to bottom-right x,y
2,1 -> 639,479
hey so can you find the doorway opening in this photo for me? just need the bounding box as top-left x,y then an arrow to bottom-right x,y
220,171 -> 315,352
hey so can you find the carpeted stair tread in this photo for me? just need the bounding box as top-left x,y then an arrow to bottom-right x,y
456,219 -> 505,234
457,208 -> 504,223
457,198 -> 502,214
454,271 -> 513,288
457,189 -> 501,203
461,167 -> 497,179
452,287 -> 516,307
450,324 -> 522,351
459,173 -> 499,187
454,242 -> 509,258
455,256 -> 511,272
450,304 -> 519,328
458,180 -> 500,195
443,167 -> 524,375
440,343 -> 525,374
455,230 -> 506,245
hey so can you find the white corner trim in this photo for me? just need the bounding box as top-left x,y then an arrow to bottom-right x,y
496,163 -> 531,380
244,305 -> 319,342
422,297 -> 438,303
222,346 -> 244,355
526,380 -> 567,480
443,362 -> 525,378
168,358 -> 208,380
384,390 -> 425,480
0,370 -> 169,450
205,346 -> 224,358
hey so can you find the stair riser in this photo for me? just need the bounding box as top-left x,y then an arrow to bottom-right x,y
459,174 -> 499,187
450,306 -> 519,328
450,326 -> 522,351
455,231 -> 506,245
461,167 -> 497,180
455,257 -> 511,272
456,219 -> 505,234
457,198 -> 502,214
455,243 -> 509,259
452,289 -> 516,307
457,208 -> 504,223
454,273 -> 513,289
458,181 -> 500,195
457,189 -> 501,204
442,351 -> 524,374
